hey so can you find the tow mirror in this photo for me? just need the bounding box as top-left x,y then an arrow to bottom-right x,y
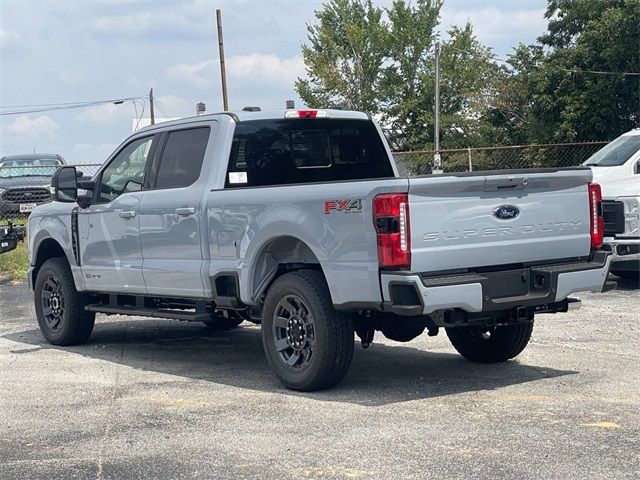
51,166 -> 78,202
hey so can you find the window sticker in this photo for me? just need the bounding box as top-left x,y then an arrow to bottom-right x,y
229,171 -> 248,184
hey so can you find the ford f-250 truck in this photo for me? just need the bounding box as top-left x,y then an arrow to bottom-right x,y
28,109 -> 612,391
584,129 -> 640,280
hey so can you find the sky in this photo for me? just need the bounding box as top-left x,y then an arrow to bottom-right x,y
0,0 -> 548,164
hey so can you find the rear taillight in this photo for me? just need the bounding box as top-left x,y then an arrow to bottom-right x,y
373,193 -> 410,269
588,182 -> 604,249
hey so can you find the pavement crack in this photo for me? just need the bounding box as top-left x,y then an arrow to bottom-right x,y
96,342 -> 125,480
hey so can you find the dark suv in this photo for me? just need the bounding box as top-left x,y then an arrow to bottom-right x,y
0,154 -> 65,219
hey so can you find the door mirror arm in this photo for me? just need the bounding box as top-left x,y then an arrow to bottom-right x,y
77,180 -> 95,190
77,194 -> 93,209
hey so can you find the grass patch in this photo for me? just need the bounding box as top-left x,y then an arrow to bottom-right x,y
0,239 -> 29,281
1,217 -> 29,282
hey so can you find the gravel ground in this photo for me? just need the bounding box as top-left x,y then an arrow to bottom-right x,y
0,276 -> 639,480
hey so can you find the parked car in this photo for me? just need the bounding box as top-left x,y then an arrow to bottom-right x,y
584,129 -> 640,279
0,220 -> 25,255
28,109 -> 612,391
0,154 -> 65,218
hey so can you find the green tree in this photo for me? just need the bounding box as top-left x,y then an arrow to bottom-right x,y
380,0 -> 442,150
506,0 -> 640,143
297,0 -> 504,152
437,23 -> 506,149
295,0 -> 388,113
483,44 -> 545,146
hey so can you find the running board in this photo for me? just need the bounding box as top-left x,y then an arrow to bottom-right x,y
84,304 -> 212,322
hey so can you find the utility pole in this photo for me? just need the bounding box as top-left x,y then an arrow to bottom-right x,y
149,88 -> 155,125
433,41 -> 442,174
216,9 -> 229,111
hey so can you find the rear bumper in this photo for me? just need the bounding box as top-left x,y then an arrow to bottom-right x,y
603,237 -> 640,263
380,252 -> 612,316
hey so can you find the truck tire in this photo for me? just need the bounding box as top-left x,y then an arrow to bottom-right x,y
34,257 -> 95,346
445,322 -> 533,363
261,270 -> 354,391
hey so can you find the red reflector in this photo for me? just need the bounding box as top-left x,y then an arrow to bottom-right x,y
297,110 -> 317,119
373,193 -> 410,269
588,182 -> 604,249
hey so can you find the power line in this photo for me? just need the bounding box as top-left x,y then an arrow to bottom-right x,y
446,44 -> 640,76
132,99 -> 146,132
0,96 -> 147,116
560,68 -> 640,76
152,99 -> 170,118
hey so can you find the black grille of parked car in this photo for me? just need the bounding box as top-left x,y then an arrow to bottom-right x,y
601,200 -> 625,236
1,187 -> 52,204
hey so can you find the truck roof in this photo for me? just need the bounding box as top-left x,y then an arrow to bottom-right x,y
0,153 -> 63,161
136,109 -> 371,134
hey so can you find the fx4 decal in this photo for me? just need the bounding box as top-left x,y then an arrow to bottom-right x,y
324,199 -> 363,214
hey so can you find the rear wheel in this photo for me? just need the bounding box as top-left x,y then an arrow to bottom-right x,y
34,257 -> 95,346
446,322 -> 534,363
261,270 -> 354,391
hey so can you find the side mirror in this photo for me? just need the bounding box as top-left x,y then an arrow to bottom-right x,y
635,161 -> 640,174
51,166 -> 78,202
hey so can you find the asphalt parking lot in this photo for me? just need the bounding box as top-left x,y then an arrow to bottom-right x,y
1,276 -> 639,480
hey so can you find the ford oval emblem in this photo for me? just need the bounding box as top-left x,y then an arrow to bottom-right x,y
493,205 -> 520,220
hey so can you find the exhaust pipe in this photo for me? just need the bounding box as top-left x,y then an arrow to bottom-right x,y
566,297 -> 582,311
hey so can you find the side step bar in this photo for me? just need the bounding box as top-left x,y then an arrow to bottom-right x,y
85,304 -> 212,322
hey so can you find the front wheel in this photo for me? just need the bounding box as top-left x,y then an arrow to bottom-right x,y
261,270 -> 354,391
34,257 -> 95,346
446,322 -> 534,363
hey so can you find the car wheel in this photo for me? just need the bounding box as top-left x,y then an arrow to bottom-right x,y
261,269 -> 354,391
445,321 -> 534,363
34,257 -> 95,346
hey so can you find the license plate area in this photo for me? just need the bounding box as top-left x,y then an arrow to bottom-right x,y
484,269 -> 531,299
19,203 -> 37,213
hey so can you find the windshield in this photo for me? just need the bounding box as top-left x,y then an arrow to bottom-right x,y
583,135 -> 640,167
0,158 -> 62,178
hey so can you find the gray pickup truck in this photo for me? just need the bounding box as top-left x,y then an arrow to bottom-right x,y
28,109 -> 612,391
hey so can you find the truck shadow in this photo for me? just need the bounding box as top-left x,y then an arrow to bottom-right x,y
4,318 -> 577,407
609,272 -> 639,290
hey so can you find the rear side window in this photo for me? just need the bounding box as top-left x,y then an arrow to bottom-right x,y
154,127 -> 210,189
226,119 -> 394,187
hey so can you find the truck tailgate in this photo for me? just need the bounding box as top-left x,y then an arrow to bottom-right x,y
408,169 -> 593,273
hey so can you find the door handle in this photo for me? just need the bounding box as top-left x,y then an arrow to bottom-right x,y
118,211 -> 137,219
175,207 -> 196,216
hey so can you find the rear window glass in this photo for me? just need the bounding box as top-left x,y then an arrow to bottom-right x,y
226,119 -> 394,187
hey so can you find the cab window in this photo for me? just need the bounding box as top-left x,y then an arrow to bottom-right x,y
97,136 -> 154,203
153,127 -> 210,189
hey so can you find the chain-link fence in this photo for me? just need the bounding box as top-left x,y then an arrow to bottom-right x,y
1,141 -> 610,223
0,164 -> 102,223
393,141 -> 609,176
